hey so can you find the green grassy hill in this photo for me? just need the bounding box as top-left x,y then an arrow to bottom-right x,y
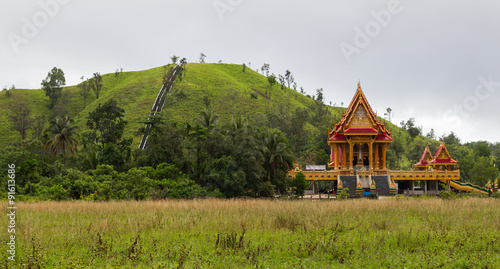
163,63 -> 338,123
1,63 -> 345,148
1,66 -> 167,147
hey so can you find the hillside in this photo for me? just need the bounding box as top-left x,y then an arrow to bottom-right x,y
1,66 -> 167,147
1,63 -> 345,148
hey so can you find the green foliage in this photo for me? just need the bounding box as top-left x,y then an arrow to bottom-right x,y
7,93 -> 33,140
291,172 -> 308,196
41,67 -> 65,108
86,99 -> 127,146
44,116 -> 80,157
207,155 -> 246,198
90,72 -> 103,99
337,187 -> 350,199
470,156 -> 492,186
78,78 -> 92,108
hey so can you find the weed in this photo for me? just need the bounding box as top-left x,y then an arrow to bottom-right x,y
126,234 -> 142,261
215,225 -> 246,250
91,232 -> 111,258
23,237 -> 45,269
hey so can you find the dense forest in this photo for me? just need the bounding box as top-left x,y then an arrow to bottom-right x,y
1,62 -> 499,200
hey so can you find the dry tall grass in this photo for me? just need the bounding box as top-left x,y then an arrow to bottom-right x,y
2,198 -> 500,268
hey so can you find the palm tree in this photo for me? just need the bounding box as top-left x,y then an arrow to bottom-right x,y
197,108 -> 218,133
44,116 -> 80,157
260,128 -> 294,181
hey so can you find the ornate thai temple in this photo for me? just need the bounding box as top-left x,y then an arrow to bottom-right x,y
288,83 -> 489,196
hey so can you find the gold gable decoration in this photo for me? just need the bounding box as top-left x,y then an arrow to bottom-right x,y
349,105 -> 372,128
329,83 -> 391,137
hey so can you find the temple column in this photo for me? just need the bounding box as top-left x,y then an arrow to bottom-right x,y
334,145 -> 339,170
374,143 -> 379,170
349,141 -> 353,170
369,141 -> 373,171
382,144 -> 387,169
342,144 -> 347,169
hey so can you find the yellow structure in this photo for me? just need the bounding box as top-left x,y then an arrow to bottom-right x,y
288,83 -> 490,196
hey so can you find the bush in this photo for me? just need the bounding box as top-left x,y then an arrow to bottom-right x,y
337,188 -> 349,199
163,175 -> 206,199
291,172 -> 308,196
38,184 -> 68,200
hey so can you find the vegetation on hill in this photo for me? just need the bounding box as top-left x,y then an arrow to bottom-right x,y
0,62 -> 498,200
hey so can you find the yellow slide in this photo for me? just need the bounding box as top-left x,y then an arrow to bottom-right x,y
439,179 -> 489,194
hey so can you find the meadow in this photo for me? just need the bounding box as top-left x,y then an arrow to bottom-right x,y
1,197 -> 500,268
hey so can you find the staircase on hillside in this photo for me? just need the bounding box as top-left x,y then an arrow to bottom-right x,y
138,65 -> 180,150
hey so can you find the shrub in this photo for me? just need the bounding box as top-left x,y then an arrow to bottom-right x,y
291,172 -> 308,196
163,175 -> 206,199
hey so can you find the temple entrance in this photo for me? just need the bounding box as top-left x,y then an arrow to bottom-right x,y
352,143 -> 370,170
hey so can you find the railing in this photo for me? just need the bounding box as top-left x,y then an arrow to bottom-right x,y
138,65 -> 180,150
288,169 -> 461,181
287,170 -> 339,180
389,170 -> 460,180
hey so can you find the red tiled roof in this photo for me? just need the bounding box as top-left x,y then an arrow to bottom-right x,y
345,128 -> 378,134
329,134 -> 347,141
375,134 -> 393,141
431,159 -> 457,164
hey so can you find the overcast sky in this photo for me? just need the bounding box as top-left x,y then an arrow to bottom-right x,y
1,0 -> 499,143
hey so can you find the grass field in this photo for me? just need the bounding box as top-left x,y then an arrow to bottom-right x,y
1,198 -> 500,268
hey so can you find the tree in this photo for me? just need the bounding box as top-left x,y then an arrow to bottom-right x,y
470,156 -> 491,186
199,53 -> 206,63
316,88 -> 324,103
178,58 -> 188,81
171,55 -> 179,64
426,128 -> 436,139
384,107 -> 392,122
32,114 -> 46,140
285,70 -> 294,88
180,57 -> 187,66
197,108 -> 219,133
90,72 -> 103,99
51,91 -> 73,120
242,63 -> 246,72
473,141 -> 491,158
261,63 -> 270,76
44,116 -> 80,157
402,118 -> 421,138
86,99 -> 127,147
78,78 -> 91,108
291,172 -> 308,196
8,94 -> 32,140
41,67 -> 65,108
259,128 -> 294,182
278,74 -> 285,90
267,74 -> 276,89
